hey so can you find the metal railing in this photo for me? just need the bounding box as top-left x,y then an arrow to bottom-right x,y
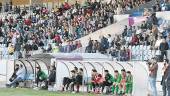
71,46 -> 170,61
1,44 -> 170,62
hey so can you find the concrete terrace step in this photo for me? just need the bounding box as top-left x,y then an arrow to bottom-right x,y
76,18 -> 129,47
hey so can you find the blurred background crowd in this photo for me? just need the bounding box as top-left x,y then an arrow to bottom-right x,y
0,0 -> 169,61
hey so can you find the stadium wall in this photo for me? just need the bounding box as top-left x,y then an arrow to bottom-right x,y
0,59 -> 14,83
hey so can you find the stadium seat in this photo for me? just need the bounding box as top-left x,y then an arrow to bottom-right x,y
147,46 -> 151,50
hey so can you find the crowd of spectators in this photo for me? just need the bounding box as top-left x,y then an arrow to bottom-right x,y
1,0 -> 151,59
0,0 -> 115,58
0,0 -> 169,60
85,34 -> 131,61
152,0 -> 170,12
86,11 -> 170,61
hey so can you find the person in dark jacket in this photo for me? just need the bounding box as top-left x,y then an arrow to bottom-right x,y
14,40 -> 21,59
86,38 -> 93,53
35,67 -> 48,89
151,13 -> 158,25
161,59 -> 170,96
62,70 -> 76,91
24,43 -> 32,58
48,65 -> 56,85
24,43 -> 32,51
159,39 -> 169,61
109,47 -> 118,60
161,58 -> 170,96
100,36 -> 109,54
76,68 -> 83,92
101,70 -> 114,94
32,43 -> 38,50
166,63 -> 170,96
46,44 -> 52,52
122,25 -> 128,37
9,64 -> 19,83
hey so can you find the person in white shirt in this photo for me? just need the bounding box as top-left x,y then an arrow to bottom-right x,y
136,26 -> 142,35
116,4 -> 123,15
107,34 -> 113,47
6,65 -> 26,88
155,36 -> 163,49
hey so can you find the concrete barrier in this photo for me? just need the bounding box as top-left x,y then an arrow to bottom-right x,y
0,59 -> 14,83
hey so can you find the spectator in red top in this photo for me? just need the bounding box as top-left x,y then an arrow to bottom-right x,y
126,47 -> 131,61
0,19 -> 3,27
54,34 -> 62,44
42,7 -> 48,14
9,16 -> 14,24
131,33 -> 139,45
86,8 -> 93,16
76,40 -> 82,48
64,2 -> 71,10
24,18 -> 31,26
94,74 -> 104,93
91,69 -> 99,92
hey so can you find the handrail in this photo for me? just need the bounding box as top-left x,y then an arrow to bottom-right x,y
69,62 -> 76,67
115,62 -> 125,69
78,62 -> 89,85
32,60 -> 41,68
32,60 -> 41,79
87,62 -> 95,69
0,74 -> 6,76
25,60 -> 34,74
17,60 -> 28,79
1,46 -> 168,62
35,59 -> 50,74
94,62 -> 106,75
127,62 -> 133,67
95,62 -> 106,70
104,62 -> 115,71
61,61 -> 71,77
